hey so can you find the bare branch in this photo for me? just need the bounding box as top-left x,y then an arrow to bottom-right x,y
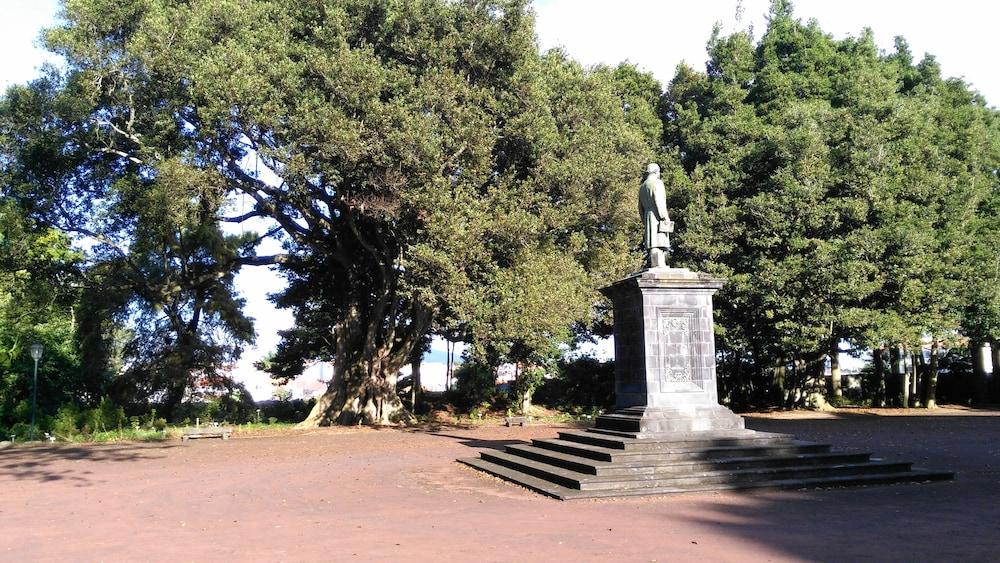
220,209 -> 266,223
238,254 -> 290,266
95,118 -> 142,146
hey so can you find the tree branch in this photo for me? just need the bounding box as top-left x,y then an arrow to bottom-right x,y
220,209 -> 267,223
239,254 -> 290,266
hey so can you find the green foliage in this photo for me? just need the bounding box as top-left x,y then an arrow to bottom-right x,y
22,0 -> 657,424
1,0 -> 995,417
8,422 -> 34,441
51,404 -> 81,438
46,398 -> 161,441
97,396 -> 126,431
534,356 -> 615,411
0,199 -> 89,429
258,398 -> 315,424
451,361 -> 500,410
663,4 -> 1000,406
1,37 -> 257,422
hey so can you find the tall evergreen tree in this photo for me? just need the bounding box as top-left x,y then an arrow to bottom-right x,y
662,1 -> 998,408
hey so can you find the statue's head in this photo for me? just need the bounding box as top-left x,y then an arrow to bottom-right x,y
646,163 -> 660,177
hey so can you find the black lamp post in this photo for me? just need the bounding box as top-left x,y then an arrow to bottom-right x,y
29,343 -> 43,441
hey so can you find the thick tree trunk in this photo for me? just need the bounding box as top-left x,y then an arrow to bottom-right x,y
410,353 -> 422,412
163,377 -> 189,423
446,339 -> 455,392
513,363 -> 532,414
807,356 -> 827,409
971,339 -> 988,405
900,346 -> 910,408
788,358 -> 803,408
915,350 -> 927,408
301,355 -> 408,426
299,301 -> 431,427
773,361 -> 786,406
924,339 -> 939,409
890,344 -> 907,408
991,341 -> 1000,402
792,352 -> 819,409
873,346 -> 886,407
829,338 -> 842,399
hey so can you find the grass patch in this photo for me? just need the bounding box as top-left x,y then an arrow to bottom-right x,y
57,429 -> 169,443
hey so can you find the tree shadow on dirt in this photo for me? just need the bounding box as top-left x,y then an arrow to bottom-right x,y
432,411 -> 991,561
423,432 -> 527,451
677,411 -> 998,561
0,443 -> 176,486
670,477 -> 995,562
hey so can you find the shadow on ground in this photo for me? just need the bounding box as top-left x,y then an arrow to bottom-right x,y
0,443 -> 175,485
678,411 -> 1000,562
426,432 -> 526,451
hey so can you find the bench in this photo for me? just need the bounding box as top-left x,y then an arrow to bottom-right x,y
504,416 -> 527,427
181,427 -> 233,441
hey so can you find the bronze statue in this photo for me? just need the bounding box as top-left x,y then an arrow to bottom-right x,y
638,163 -> 673,268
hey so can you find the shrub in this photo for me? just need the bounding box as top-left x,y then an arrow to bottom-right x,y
258,398 -> 315,423
215,391 -> 256,424
534,356 -> 615,411
451,361 -> 500,410
511,366 -> 545,414
52,404 -> 81,438
9,422 -> 34,441
97,397 -> 125,431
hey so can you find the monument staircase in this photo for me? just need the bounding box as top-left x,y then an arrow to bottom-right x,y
458,415 -> 954,500
460,263 -> 954,499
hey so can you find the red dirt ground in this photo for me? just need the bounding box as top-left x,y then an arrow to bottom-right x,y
2,407 -> 998,562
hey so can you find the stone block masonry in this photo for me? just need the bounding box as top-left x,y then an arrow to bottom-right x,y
598,267 -> 743,434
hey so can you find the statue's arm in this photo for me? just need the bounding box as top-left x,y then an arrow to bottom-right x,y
653,180 -> 669,221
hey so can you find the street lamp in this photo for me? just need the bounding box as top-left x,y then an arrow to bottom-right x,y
29,343 -> 42,442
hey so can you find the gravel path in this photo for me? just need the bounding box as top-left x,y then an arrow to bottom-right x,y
1,407 -> 997,562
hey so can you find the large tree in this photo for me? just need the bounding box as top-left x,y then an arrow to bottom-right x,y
1,64 -> 259,419
26,0 -> 653,425
0,198 -> 86,431
662,1 -> 998,408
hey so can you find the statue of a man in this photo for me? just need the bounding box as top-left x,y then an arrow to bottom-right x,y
638,163 -> 673,268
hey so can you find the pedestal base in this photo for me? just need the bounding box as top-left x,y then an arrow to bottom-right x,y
596,404 -> 745,436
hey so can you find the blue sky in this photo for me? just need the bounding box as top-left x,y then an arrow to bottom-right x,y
2,0 -> 997,387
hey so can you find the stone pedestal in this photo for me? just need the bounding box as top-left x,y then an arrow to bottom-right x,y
598,267 -> 744,435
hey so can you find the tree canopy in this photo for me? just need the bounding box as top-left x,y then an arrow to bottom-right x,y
663,3 -> 999,407
3,0 -> 657,425
1,0 -> 997,428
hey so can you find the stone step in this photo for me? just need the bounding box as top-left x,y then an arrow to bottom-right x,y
457,457 -> 954,500
593,413 -> 641,432
578,459 -> 905,489
557,429 -> 794,451
506,443 -> 872,477
585,426 -> 794,442
479,450 -> 582,488
479,450 -> 912,491
457,457 -> 578,499
533,437 -> 831,462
